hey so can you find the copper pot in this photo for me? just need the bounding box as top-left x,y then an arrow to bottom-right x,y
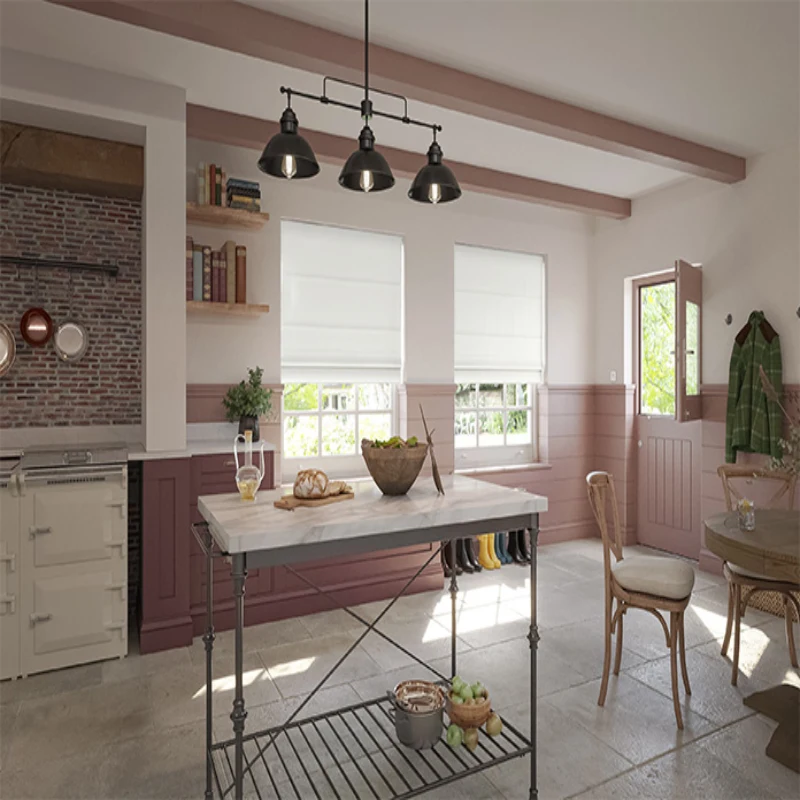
20,307 -> 53,347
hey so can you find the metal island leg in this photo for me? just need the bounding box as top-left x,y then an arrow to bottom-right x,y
528,515 -> 539,800
204,539 -> 215,800
449,539 -> 459,677
231,553 -> 248,800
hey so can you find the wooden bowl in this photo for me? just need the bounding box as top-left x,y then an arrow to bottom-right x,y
445,691 -> 491,729
361,441 -> 428,496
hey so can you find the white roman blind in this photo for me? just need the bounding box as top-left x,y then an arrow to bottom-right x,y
454,244 -> 545,382
281,220 -> 403,382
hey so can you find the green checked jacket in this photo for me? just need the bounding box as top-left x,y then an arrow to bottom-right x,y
725,310 -> 783,463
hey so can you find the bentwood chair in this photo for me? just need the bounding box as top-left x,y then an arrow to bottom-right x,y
587,471 -> 696,729
717,465 -> 799,685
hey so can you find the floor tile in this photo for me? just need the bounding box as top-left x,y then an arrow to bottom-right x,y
433,602 -> 531,649
486,700 -> 632,800
102,643 -> 192,684
700,714 -> 800,799
625,647 -> 759,726
7,678 -> 154,772
694,619 -> 800,691
537,578 -> 606,628
549,673 -> 715,765
0,661 -> 103,706
259,633 -> 384,699
572,740 -> 777,799
539,617 -> 646,682
0,701 -> 19,771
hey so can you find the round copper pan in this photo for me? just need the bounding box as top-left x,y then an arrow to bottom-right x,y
20,307 -> 53,347
0,323 -> 16,377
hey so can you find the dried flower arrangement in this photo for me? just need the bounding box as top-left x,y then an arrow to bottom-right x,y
759,365 -> 800,476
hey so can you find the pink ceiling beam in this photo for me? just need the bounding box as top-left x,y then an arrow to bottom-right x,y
186,104 -> 631,219
51,0 -> 746,184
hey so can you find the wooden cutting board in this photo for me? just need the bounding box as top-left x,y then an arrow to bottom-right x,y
274,492 -> 355,511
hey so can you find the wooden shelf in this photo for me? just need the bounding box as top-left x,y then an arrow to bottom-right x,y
186,203 -> 269,230
186,301 -> 270,317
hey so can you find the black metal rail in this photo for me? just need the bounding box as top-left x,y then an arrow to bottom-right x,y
211,694 -> 532,799
0,255 -> 118,276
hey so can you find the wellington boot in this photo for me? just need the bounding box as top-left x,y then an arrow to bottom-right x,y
477,534 -> 496,570
497,532 -> 512,564
466,537 -> 482,572
456,539 -> 474,573
488,533 -> 502,569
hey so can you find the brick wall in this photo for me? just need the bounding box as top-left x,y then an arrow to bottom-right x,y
0,184 -> 142,427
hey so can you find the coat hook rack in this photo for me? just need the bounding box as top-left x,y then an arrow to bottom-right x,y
0,255 -> 118,277
725,313 -> 733,325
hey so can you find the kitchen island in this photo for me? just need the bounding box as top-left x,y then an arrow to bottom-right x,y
196,474 -> 547,800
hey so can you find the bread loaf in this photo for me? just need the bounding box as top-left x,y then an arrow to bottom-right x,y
293,469 -> 329,499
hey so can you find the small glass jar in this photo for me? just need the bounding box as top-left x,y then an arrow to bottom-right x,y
737,499 -> 755,532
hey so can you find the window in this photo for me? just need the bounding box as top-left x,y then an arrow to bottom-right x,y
281,221 -> 403,479
639,280 -> 677,416
635,260 -> 702,420
284,383 -> 393,459
454,245 -> 545,467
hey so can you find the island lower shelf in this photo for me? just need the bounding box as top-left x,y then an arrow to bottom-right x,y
210,693 -> 532,800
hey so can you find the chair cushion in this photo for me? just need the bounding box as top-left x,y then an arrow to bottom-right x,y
612,555 -> 695,600
726,561 -> 778,582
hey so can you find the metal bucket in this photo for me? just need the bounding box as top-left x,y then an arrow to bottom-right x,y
387,680 -> 445,750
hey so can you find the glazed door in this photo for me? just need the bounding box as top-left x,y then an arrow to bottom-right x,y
635,262 -> 703,558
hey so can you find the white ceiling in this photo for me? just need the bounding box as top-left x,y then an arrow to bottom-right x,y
1,0 -> 797,203
245,0 -> 800,156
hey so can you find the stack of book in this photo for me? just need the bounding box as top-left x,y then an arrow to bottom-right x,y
196,163 -> 228,206
186,236 -> 247,304
227,178 -> 261,212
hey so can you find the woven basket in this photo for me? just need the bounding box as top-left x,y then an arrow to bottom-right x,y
749,589 -> 800,621
445,692 -> 491,729
361,442 -> 428,496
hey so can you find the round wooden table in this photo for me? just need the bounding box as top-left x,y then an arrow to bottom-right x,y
705,509 -> 800,583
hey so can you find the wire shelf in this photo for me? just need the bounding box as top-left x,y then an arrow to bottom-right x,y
211,694 -> 531,799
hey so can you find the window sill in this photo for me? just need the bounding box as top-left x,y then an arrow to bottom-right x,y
456,462 -> 552,476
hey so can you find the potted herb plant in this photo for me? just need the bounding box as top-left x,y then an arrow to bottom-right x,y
223,367 -> 272,442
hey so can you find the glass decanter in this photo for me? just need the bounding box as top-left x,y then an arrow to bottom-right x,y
234,430 -> 265,502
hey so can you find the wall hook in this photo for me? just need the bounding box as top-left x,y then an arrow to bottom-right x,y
796,306 -> 800,319
724,313 -> 733,325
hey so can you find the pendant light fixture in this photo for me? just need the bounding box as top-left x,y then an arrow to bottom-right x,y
257,0 -> 460,204
258,102 -> 319,179
408,135 -> 462,204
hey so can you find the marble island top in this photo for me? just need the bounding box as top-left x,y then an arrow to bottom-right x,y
198,474 -> 548,567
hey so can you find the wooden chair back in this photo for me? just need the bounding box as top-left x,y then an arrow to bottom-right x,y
717,464 -> 797,512
587,471 -> 624,579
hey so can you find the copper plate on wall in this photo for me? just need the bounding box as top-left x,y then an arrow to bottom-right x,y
20,307 -> 53,347
0,323 -> 16,377
54,319 -> 88,363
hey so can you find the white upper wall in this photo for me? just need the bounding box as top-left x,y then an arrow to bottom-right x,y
186,138 -> 594,387
592,143 -> 800,386
1,49 -> 187,451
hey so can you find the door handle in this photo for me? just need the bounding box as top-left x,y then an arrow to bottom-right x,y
29,612 -> 52,625
0,595 -> 16,614
0,552 -> 16,572
29,525 -> 52,538
638,440 -> 643,448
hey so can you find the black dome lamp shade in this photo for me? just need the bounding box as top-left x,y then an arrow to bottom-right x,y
409,139 -> 461,204
258,105 -> 320,180
338,124 -> 394,193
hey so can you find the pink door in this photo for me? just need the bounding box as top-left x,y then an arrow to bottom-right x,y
635,261 -> 703,558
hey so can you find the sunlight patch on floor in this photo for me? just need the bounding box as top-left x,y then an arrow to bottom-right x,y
192,667 -> 269,699
265,656 -> 316,678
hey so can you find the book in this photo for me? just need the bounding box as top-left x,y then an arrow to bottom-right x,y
229,202 -> 261,212
227,177 -> 260,191
215,168 -> 222,206
196,164 -> 206,205
220,170 -> 227,207
211,250 -> 220,302
204,164 -> 211,206
225,186 -> 261,199
202,246 -> 212,301
192,245 -> 203,302
224,240 -> 237,305
209,164 -> 216,206
219,249 -> 227,303
185,235 -> 193,301
235,245 -> 247,304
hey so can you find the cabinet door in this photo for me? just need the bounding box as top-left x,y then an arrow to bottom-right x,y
0,480 -> 21,680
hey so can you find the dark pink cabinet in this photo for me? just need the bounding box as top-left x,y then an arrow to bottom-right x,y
139,453 -> 442,653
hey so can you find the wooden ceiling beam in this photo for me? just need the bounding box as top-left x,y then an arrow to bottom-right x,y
187,104 -> 631,219
51,0 -> 746,184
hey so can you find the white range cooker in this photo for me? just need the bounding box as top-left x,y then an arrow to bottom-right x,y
0,446 -> 128,680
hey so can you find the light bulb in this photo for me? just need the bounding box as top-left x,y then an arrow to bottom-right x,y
428,183 -> 441,204
360,170 -> 374,192
281,154 -> 296,179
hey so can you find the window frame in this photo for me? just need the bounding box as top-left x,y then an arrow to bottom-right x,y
634,271 -> 677,418
454,382 -> 538,469
282,382 -> 397,482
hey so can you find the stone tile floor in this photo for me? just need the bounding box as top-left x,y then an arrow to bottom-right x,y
1,538 -> 799,799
